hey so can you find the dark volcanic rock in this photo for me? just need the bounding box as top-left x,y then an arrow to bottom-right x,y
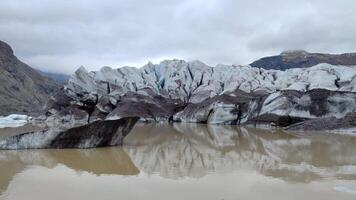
0,40 -> 59,115
250,50 -> 356,70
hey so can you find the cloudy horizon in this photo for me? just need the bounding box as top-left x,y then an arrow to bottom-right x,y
1,0 -> 356,74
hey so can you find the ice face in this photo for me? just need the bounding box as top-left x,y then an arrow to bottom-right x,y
66,61 -> 356,104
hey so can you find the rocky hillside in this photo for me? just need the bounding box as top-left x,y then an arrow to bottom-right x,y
0,40 -> 58,116
250,50 -> 356,70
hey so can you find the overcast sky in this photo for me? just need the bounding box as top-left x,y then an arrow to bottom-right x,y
0,0 -> 355,74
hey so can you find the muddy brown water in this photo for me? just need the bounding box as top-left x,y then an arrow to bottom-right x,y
1,123 -> 356,200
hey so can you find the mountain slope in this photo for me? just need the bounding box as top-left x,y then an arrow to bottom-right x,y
0,40 -> 58,116
38,70 -> 71,84
250,50 -> 356,70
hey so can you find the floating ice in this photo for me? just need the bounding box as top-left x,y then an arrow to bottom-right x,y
0,129 -> 60,150
0,114 -> 30,128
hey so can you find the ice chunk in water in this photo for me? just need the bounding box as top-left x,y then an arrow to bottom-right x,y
0,114 -> 30,128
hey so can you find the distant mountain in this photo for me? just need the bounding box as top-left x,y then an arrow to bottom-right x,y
250,50 -> 356,70
38,70 -> 70,84
0,40 -> 59,116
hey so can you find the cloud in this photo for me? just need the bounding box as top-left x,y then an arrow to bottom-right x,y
0,0 -> 356,74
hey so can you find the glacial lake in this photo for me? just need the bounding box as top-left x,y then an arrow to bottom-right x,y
1,123 -> 356,200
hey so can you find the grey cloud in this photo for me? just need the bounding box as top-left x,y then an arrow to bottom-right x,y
0,0 -> 355,73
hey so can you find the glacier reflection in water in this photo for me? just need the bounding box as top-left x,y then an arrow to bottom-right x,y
1,123 -> 356,200
125,123 -> 356,181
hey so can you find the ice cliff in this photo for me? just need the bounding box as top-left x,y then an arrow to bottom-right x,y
59,60 -> 356,129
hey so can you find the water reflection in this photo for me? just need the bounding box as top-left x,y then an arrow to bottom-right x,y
0,148 -> 138,194
1,123 -> 356,197
124,123 -> 356,182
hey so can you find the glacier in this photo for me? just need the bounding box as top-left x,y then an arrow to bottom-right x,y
52,60 -> 356,129
3,59 -> 356,150
66,61 -> 356,103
